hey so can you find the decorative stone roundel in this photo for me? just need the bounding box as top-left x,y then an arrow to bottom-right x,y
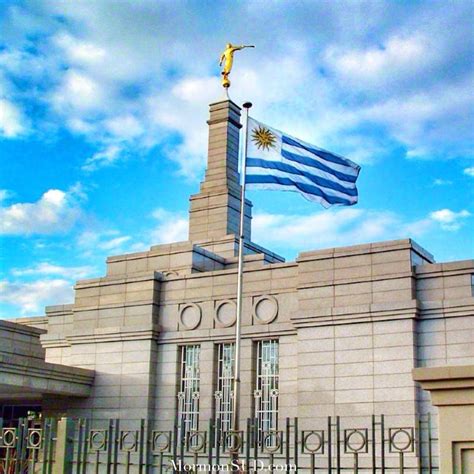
215,300 -> 236,327
179,303 -> 202,330
253,295 -> 278,324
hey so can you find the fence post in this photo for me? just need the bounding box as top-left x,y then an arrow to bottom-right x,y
53,417 -> 75,474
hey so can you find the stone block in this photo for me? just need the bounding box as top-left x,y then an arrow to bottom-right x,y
417,330 -> 446,346
335,254 -> 372,268
446,316 -> 474,331
95,363 -> 123,375
335,335 -> 372,351
299,338 -> 334,353
373,401 -> 416,415
374,387 -> 415,402
96,341 -> 124,353
335,362 -> 374,377
335,375 -> 373,390
372,261 -> 411,276
374,345 -> 414,362
299,390 -> 335,405
374,319 -> 413,334
335,349 -> 373,364
335,323 -> 373,338
444,286 -> 471,299
418,345 -> 446,361
335,293 -> 372,306
300,351 -> 335,366
299,269 -> 335,284
335,282 -> 371,296
374,373 -> 413,388
416,277 -> 443,290
334,265 -> 372,280
299,364 -> 335,379
446,342 -> 474,358
107,261 -> 127,275
446,329 -> 474,344
333,403 -> 374,417
99,293 -> 125,305
298,326 -> 335,340
374,332 -> 414,348
336,389 -> 372,404
372,249 -> 408,264
372,288 -> 412,303
126,259 -> 148,274
373,359 -> 414,374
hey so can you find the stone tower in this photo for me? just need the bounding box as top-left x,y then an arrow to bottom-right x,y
188,100 -> 253,256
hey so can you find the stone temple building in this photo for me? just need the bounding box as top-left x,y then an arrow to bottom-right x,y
1,99 -> 473,471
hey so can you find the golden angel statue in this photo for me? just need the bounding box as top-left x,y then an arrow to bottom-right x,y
219,43 -> 255,89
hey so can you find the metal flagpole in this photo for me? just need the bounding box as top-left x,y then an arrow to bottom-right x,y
232,101 -> 252,433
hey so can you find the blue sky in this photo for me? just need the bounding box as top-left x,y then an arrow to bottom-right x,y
0,0 -> 473,318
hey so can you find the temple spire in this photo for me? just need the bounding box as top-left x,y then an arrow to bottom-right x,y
188,99 -> 252,243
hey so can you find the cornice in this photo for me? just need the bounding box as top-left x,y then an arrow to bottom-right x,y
41,325 -> 160,348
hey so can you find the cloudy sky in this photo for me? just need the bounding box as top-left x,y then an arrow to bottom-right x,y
0,0 -> 473,317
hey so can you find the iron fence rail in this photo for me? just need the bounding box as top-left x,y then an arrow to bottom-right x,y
0,415 -> 438,473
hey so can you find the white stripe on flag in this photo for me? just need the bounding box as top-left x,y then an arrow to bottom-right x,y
245,182 -> 334,208
281,141 -> 359,178
247,167 -> 358,203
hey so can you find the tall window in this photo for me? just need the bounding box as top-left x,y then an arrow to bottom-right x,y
254,340 -> 279,437
177,345 -> 200,439
215,343 -> 235,435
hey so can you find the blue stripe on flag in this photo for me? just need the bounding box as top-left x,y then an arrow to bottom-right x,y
281,149 -> 359,184
282,135 -> 360,170
246,158 -> 357,197
246,174 -> 355,206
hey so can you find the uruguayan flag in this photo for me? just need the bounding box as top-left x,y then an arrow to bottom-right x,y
245,117 -> 360,208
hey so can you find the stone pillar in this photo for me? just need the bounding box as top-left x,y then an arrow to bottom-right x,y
188,100 -> 252,243
413,365 -> 474,474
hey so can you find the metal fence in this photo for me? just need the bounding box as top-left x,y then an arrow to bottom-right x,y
0,415 -> 438,473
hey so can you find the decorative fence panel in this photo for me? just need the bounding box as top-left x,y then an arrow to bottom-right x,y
0,415 -> 438,473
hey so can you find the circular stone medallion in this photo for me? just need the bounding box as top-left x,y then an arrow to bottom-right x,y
179,303 -> 202,330
215,300 -> 236,327
253,295 -> 278,324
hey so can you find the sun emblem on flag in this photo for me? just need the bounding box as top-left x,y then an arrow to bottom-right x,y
251,125 -> 276,151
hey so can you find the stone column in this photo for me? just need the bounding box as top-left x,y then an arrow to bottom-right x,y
188,100 -> 252,243
413,365 -> 474,474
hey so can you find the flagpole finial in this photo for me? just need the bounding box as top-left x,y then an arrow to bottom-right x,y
219,43 -> 255,91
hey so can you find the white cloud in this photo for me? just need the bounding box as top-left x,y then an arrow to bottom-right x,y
433,179 -> 452,186
0,98 -> 25,137
150,208 -> 188,244
54,32 -> 106,65
51,70 -> 106,113
252,206 -> 470,253
429,209 -> 471,231
325,34 -> 432,86
464,167 -> 474,177
0,187 -> 83,235
0,189 -> 12,202
0,278 -> 73,315
253,208 -> 401,250
146,76 -> 221,177
98,235 -> 131,250
76,229 -> 133,258
73,208 -> 188,261
104,115 -> 144,140
0,0 -> 472,177
82,145 -> 122,172
11,262 -> 96,279
358,77 -> 474,159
